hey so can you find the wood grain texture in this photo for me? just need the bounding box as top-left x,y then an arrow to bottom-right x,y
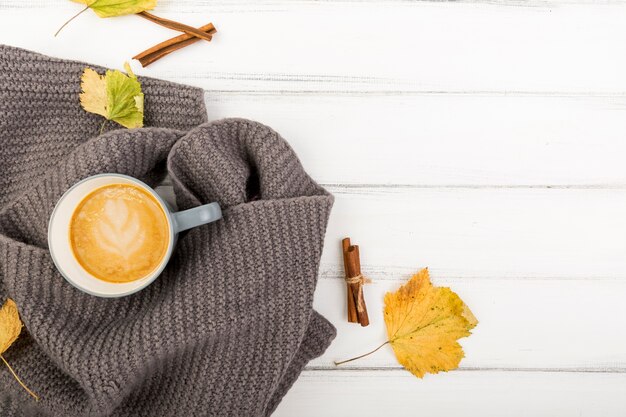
203,94 -> 626,186
314,187 -> 626,371
319,186 -> 626,280
2,3 -> 626,93
311,278 -> 626,370
274,370 -> 626,417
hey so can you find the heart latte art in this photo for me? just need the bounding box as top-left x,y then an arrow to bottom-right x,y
69,184 -> 170,283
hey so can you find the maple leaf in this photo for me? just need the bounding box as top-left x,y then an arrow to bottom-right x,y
80,63 -> 144,133
384,268 -> 477,378
335,268 -> 477,379
0,298 -> 38,400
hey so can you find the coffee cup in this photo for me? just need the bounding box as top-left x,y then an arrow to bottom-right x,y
48,173 -> 222,298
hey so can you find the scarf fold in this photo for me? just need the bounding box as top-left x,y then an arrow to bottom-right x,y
0,45 -> 335,417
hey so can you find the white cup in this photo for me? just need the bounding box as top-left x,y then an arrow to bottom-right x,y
48,173 -> 222,298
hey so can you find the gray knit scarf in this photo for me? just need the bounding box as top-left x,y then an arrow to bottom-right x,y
0,45 -> 336,417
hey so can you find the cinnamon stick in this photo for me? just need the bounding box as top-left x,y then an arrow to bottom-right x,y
138,11 -> 214,42
342,238 -> 358,323
134,23 -> 217,67
341,238 -> 370,327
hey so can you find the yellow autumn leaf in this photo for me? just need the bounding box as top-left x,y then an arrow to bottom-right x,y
0,298 -> 39,401
0,299 -> 21,354
335,268 -> 477,379
79,68 -> 108,119
384,268 -> 477,378
80,64 -> 144,133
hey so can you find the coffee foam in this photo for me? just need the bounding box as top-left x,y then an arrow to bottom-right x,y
69,184 -> 170,283
96,199 -> 146,258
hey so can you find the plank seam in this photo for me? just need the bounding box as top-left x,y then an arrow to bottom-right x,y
202,90 -> 626,97
324,183 -> 626,190
304,366 -> 626,374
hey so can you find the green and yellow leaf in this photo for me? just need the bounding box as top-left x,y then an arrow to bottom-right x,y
72,0 -> 156,18
80,63 -> 144,130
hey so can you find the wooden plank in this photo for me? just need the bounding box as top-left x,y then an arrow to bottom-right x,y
1,3 -> 626,93
310,278 -> 626,370
274,370 -> 626,417
319,186 -> 626,280
202,94 -> 626,186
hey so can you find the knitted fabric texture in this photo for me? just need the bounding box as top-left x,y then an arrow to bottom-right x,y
0,45 -> 336,416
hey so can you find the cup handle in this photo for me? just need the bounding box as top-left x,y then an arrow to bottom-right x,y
172,202 -> 222,233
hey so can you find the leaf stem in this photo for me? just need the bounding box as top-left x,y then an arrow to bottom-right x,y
99,119 -> 107,135
334,341 -> 390,366
1,354 -> 39,401
55,5 -> 90,37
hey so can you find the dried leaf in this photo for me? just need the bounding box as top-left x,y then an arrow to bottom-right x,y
0,298 -> 38,400
0,299 -> 22,354
334,268 -> 477,377
79,68 -> 108,118
55,0 -> 157,36
72,0 -> 156,18
80,64 -> 144,131
384,268 -> 477,378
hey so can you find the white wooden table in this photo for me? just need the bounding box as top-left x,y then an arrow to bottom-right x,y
2,1 -> 626,415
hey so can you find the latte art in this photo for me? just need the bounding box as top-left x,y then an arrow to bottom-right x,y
97,199 -> 146,258
69,184 -> 170,283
